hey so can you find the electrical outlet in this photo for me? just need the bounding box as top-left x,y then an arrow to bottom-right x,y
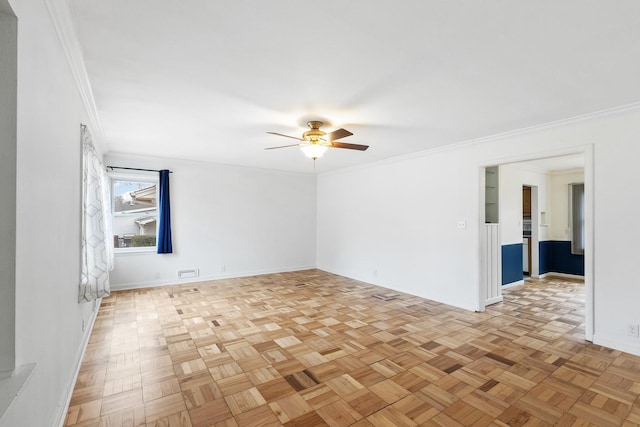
82,317 -> 86,332
627,323 -> 639,338
457,221 -> 466,229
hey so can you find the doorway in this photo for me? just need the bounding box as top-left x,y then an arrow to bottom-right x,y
479,149 -> 593,341
522,185 -> 532,278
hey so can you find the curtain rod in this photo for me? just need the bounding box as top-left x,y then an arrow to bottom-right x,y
107,166 -> 173,173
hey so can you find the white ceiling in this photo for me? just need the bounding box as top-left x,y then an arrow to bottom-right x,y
69,1 -> 640,174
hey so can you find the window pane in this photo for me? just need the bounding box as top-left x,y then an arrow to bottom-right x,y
570,183 -> 584,255
113,180 -> 157,213
112,179 -> 157,248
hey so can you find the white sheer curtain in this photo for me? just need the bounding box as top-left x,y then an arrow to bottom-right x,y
79,126 -> 114,302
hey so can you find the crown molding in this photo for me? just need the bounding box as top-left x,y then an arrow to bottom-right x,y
320,101 -> 640,177
43,0 -> 104,145
458,101 -> 640,147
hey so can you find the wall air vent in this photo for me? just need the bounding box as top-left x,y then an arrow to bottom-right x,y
177,268 -> 199,279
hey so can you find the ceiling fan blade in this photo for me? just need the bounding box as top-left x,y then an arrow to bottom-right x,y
264,144 -> 300,150
330,141 -> 369,151
326,128 -> 353,141
266,131 -> 304,141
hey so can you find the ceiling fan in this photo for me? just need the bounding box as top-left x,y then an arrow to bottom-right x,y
266,121 -> 369,160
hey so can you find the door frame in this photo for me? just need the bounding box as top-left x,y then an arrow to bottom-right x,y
477,145 -> 594,341
524,185 -> 538,278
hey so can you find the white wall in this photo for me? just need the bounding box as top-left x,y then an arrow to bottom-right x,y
497,164 -> 549,280
105,154 -> 317,289
548,169 -> 584,241
318,148 -> 481,311
498,164 -> 549,245
1,0 -> 99,425
593,135 -> 640,354
318,107 -> 640,355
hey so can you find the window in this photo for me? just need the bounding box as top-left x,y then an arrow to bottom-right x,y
111,177 -> 158,250
570,183 -> 585,255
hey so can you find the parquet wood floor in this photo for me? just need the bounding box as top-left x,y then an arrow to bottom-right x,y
65,270 -> 640,426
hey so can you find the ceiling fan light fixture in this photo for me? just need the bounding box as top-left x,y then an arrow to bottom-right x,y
300,144 -> 328,159
266,120 -> 368,161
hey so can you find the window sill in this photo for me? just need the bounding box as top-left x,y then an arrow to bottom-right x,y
0,363 -> 37,423
114,247 -> 156,256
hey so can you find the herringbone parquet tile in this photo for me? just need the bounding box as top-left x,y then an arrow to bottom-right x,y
65,271 -> 640,426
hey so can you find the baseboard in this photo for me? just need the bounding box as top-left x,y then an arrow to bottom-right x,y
592,334 -> 640,357
110,265 -> 317,291
502,280 -> 524,289
54,298 -> 102,427
539,272 -> 584,280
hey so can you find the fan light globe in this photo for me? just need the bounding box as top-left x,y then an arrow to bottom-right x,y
301,144 -> 328,159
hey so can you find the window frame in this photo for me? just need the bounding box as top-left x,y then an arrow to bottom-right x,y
109,172 -> 159,254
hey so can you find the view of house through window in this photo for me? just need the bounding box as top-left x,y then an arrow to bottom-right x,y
112,178 -> 158,249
